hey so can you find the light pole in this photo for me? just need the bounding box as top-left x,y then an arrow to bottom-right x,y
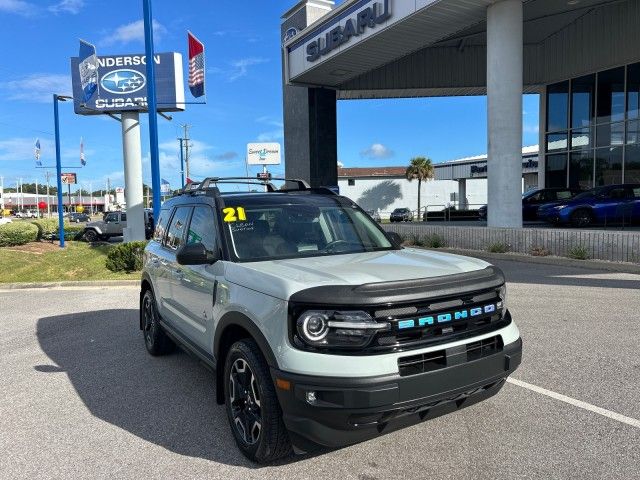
54,94 -> 72,248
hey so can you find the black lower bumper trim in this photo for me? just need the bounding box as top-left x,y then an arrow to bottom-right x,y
272,338 -> 522,450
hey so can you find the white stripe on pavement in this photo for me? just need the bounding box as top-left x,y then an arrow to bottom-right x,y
507,377 -> 640,429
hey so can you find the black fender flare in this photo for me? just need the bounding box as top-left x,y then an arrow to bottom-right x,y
139,272 -> 154,330
214,311 -> 278,367
213,311 -> 279,404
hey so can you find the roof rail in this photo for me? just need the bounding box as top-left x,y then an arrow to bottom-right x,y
180,177 -> 321,196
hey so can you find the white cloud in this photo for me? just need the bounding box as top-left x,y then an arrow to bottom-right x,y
360,143 -> 394,159
48,0 -> 83,14
523,123 -> 539,134
257,129 -> 283,142
0,0 -> 35,15
256,115 -> 283,128
210,58 -> 269,82
0,137 -> 54,162
100,19 -> 166,46
0,73 -> 71,103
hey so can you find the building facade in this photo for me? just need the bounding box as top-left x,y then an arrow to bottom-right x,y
281,0 -> 640,228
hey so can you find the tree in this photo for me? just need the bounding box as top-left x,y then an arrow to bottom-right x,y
405,156 -> 435,218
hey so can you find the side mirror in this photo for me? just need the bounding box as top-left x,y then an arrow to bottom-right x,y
176,242 -> 218,265
387,231 -> 403,246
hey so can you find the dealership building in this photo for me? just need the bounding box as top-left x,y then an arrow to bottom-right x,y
281,0 -> 640,227
338,145 -> 539,215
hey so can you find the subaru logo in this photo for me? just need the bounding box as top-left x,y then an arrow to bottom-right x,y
283,27 -> 298,42
100,69 -> 146,95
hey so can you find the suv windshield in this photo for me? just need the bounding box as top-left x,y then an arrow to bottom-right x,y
223,195 -> 394,261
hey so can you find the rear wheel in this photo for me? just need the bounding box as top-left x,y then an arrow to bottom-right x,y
224,339 -> 291,463
83,229 -> 98,242
571,209 -> 593,228
141,289 -> 175,356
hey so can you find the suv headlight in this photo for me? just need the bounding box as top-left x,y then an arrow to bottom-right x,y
296,310 -> 390,349
498,284 -> 507,310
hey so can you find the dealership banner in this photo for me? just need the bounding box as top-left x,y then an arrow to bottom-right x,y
61,173 -> 77,185
70,52 -> 185,115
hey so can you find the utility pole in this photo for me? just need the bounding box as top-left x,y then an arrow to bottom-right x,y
0,176 -> 4,213
35,178 -> 39,217
180,124 -> 191,180
89,182 -> 93,215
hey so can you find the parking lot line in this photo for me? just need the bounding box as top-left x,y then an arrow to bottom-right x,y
507,377 -> 640,429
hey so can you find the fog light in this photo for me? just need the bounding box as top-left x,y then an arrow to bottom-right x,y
306,391 -> 317,404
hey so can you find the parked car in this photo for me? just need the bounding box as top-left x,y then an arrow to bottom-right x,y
139,177 -> 521,462
537,184 -> 640,227
366,209 -> 381,222
84,210 -> 154,241
14,210 -> 37,218
389,207 -> 414,222
478,188 -> 583,221
68,212 -> 91,223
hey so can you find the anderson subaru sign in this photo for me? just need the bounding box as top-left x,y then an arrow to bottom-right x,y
70,52 -> 185,115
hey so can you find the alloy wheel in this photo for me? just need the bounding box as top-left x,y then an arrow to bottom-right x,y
229,358 -> 262,445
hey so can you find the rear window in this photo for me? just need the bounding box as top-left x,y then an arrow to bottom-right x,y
556,190 -> 573,200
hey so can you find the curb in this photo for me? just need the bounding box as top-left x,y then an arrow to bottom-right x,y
435,248 -> 640,274
0,279 -> 140,290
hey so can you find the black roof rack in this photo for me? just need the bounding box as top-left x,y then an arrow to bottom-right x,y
180,177 -> 336,196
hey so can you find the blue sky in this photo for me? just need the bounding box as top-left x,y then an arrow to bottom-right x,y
0,0 -> 540,191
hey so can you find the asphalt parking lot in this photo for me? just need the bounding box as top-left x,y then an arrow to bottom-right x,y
1,258 -> 639,479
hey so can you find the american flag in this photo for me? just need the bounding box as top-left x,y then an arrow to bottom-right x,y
80,137 -> 86,166
188,31 -> 205,98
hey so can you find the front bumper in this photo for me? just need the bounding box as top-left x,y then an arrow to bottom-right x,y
272,337 -> 522,451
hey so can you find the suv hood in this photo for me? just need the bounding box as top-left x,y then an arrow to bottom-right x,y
225,248 -> 491,300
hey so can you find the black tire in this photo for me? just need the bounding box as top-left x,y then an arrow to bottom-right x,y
224,339 -> 291,463
571,209 -> 593,228
83,229 -> 98,242
141,289 -> 175,356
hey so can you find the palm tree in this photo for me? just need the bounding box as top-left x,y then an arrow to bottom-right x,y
405,156 -> 435,218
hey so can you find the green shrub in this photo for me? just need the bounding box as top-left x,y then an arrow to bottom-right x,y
0,222 -> 39,247
105,241 -> 148,272
410,234 -> 425,247
567,245 -> 589,260
424,234 -> 446,248
31,218 -> 60,240
32,219 -> 85,241
487,242 -> 509,253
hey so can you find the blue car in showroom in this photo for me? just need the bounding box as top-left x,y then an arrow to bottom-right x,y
478,188 -> 582,221
537,184 -> 640,227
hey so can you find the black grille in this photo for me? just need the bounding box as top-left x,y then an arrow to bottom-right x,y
398,335 -> 504,377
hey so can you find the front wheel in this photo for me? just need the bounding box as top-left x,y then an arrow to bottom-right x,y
571,209 -> 593,228
83,229 -> 98,242
224,339 -> 291,463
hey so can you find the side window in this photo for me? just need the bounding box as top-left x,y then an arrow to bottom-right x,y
120,213 -> 127,222
556,190 -> 573,200
526,192 -> 543,202
633,187 -> 640,198
104,213 -> 118,222
153,209 -> 170,242
164,207 -> 191,250
608,188 -> 627,199
186,206 -> 217,254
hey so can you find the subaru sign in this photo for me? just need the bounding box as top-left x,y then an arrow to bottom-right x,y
70,52 -> 185,115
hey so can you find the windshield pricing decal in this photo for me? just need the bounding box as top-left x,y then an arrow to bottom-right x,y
222,207 -> 247,222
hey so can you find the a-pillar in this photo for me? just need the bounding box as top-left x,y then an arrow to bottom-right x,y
121,111 -> 146,242
487,0 -> 523,228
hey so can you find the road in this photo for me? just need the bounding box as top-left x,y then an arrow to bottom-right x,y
1,259 -> 639,479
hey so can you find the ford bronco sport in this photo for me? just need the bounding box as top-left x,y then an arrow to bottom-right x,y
139,177 -> 522,463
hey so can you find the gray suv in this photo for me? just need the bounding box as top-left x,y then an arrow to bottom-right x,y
84,210 -> 153,242
139,177 -> 522,463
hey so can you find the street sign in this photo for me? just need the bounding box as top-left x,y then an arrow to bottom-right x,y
247,143 -> 281,165
70,52 -> 185,115
61,173 -> 77,184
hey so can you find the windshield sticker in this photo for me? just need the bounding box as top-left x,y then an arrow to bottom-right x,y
230,221 -> 254,233
222,207 -> 247,222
